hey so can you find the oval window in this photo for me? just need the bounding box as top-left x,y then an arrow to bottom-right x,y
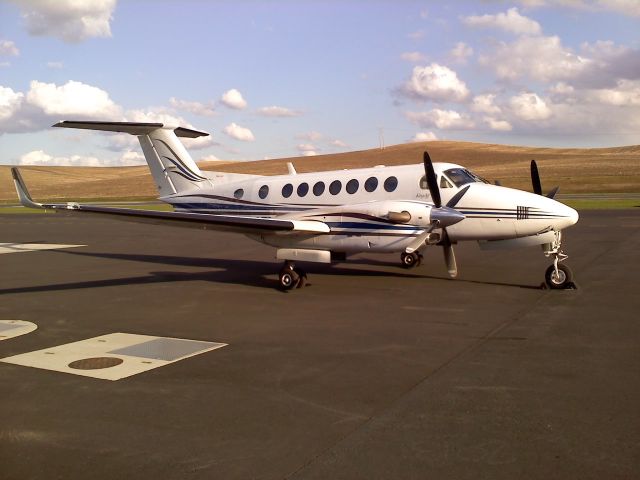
364,176 -> 378,192
313,181 -> 325,196
282,183 -> 293,198
258,185 -> 269,199
384,176 -> 398,192
346,179 -> 359,194
329,180 -> 342,195
234,188 -> 244,199
297,183 -> 309,197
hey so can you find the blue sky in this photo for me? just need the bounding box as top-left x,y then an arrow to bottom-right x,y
1,0 -> 639,166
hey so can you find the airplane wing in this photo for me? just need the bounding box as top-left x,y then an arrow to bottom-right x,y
11,168 -> 329,235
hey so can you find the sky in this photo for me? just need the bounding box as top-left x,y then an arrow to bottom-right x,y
1,0 -> 639,167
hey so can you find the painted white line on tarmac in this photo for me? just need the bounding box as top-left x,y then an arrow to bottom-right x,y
0,243 -> 85,255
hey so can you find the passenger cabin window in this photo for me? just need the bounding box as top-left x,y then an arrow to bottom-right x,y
365,176 -> 378,192
259,185 -> 269,199
282,183 -> 293,198
234,188 -> 244,199
297,182 -> 309,197
346,179 -> 359,194
443,168 -> 488,187
313,181 -> 325,196
384,176 -> 398,192
419,175 -> 428,190
329,180 -> 342,195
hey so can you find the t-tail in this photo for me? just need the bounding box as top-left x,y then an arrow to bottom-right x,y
53,121 -> 210,196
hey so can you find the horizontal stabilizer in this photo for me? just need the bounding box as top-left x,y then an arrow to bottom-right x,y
53,121 -> 209,138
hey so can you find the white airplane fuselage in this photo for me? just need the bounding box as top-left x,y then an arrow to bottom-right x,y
160,162 -> 579,255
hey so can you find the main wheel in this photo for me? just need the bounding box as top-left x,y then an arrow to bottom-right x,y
400,252 -> 420,269
279,268 -> 300,290
545,263 -> 573,289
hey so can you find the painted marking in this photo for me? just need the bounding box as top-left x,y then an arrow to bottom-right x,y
0,333 -> 227,381
0,243 -> 85,255
0,320 -> 37,340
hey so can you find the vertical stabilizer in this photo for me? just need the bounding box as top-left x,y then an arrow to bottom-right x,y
52,121 -> 210,196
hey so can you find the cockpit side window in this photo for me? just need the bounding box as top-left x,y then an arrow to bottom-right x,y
443,168 -> 488,187
440,177 -> 453,188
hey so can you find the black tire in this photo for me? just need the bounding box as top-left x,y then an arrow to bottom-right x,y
279,269 -> 299,290
295,268 -> 307,289
401,252 -> 419,269
545,264 -> 573,289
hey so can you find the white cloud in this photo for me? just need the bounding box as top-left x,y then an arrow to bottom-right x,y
450,42 -> 473,62
0,86 -> 24,121
405,109 -> 475,129
509,92 -> 552,120
484,117 -> 513,131
17,149 -> 144,167
46,61 -> 63,69
220,89 -> 247,110
296,131 -> 323,141
11,0 -> 117,43
223,122 -> 254,141
0,40 -> 19,56
26,80 -> 121,117
301,150 -> 317,157
400,51 -> 427,63
297,143 -> 317,153
256,105 -> 301,117
462,8 -> 542,35
401,63 -> 470,103
407,30 -> 425,40
479,35 -> 591,82
0,62 -> 10,68
514,0 -> 640,16
330,139 -> 348,148
169,97 -> 215,116
199,154 -> 220,162
471,94 -> 501,114
410,132 -> 438,142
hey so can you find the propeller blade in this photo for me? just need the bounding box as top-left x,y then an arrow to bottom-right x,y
446,185 -> 470,209
423,151 -> 441,208
546,186 -> 560,199
531,160 -> 542,195
443,243 -> 458,278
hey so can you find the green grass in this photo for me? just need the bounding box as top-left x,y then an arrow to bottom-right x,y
562,199 -> 639,210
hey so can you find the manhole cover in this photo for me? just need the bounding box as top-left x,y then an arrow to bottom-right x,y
68,357 -> 124,370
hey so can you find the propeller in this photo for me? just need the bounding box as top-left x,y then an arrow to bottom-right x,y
405,152 -> 467,277
531,160 -> 559,199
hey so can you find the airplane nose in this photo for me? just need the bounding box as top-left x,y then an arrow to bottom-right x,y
558,203 -> 579,229
568,206 -> 579,226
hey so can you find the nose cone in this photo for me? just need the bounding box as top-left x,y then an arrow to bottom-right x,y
431,206 -> 465,228
558,203 -> 579,229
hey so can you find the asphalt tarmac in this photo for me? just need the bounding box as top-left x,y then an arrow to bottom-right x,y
1,210 -> 638,479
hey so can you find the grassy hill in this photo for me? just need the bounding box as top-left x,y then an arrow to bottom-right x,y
1,140 -> 639,202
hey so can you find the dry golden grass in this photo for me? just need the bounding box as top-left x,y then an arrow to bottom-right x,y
1,140 -> 638,202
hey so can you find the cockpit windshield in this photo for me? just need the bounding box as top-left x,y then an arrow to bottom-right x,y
443,168 -> 488,187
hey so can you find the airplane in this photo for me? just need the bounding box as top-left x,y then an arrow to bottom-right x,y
11,120 -> 579,291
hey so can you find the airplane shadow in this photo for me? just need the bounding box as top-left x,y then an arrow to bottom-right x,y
0,249 -> 542,295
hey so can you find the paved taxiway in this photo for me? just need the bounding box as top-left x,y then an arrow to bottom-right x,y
1,210 -> 639,479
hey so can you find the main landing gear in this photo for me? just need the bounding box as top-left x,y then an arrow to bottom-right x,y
278,261 -> 307,291
543,231 -> 575,289
400,251 -> 423,269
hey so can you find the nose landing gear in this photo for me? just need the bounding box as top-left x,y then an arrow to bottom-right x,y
543,231 -> 576,289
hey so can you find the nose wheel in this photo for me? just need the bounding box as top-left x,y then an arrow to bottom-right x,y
278,262 -> 307,290
543,231 -> 576,289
